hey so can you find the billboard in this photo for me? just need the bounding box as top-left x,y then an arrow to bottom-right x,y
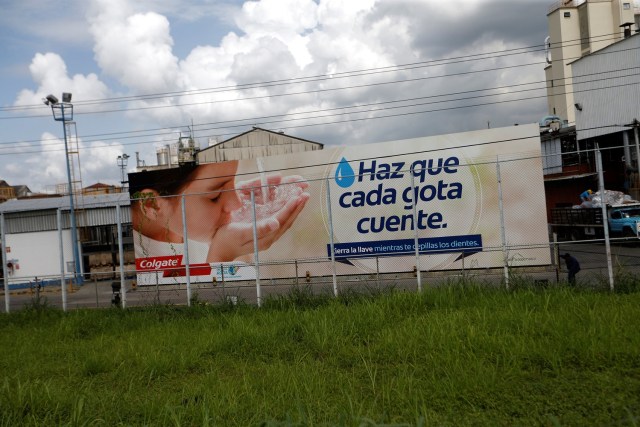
129,124 -> 550,285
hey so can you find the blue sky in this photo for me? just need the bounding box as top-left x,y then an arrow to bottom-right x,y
0,0 -> 553,192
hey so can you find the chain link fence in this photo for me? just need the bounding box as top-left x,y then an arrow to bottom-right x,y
2,147 -> 640,312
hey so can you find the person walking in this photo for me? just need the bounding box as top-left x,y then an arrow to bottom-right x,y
561,253 -> 581,285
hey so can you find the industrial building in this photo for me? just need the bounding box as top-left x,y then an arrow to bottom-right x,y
541,2 -> 639,219
0,193 -> 133,288
198,127 -> 323,163
544,0 -> 637,125
1,128 -> 323,288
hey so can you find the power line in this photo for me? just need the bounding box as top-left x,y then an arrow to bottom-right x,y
1,66 -> 637,152
0,39 -> 636,149
0,59 -> 547,120
0,40 -> 553,112
0,31 -> 629,119
1,75 -> 636,157
132,133 -> 546,191
0,31 -> 635,158
1,59 -> 638,148
131,124 -> 637,191
0,77 -> 554,145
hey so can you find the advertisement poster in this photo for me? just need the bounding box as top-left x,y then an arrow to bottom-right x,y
129,124 -> 550,285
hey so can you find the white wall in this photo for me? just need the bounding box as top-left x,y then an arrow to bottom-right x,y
546,0 -> 635,125
5,230 -> 75,285
573,34 -> 640,140
547,5 -> 581,124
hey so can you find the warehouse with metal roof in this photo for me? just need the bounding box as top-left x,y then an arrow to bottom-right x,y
0,193 -> 133,288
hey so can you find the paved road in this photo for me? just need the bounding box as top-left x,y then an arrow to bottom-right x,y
3,240 -> 639,313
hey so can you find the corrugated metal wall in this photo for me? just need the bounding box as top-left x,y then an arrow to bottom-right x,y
542,137 -> 563,175
573,34 -> 640,140
199,129 -> 322,163
3,206 -> 132,234
77,206 -> 132,227
3,210 -> 58,233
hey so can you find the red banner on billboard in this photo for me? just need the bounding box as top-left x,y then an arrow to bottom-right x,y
136,255 -> 184,272
162,264 -> 212,277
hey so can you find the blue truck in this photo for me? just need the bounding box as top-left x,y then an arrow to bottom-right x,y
608,204 -> 640,236
550,203 -> 640,240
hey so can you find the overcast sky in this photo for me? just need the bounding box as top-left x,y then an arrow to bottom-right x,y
0,0 -> 553,193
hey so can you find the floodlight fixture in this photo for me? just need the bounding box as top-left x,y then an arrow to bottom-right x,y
43,94 -> 59,106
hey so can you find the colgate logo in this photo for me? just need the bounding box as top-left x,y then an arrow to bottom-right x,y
136,255 -> 184,271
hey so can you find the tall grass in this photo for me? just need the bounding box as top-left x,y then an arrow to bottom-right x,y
0,283 -> 639,426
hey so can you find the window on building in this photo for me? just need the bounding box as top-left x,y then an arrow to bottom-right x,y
561,137 -> 578,167
564,11 -> 571,17
623,3 -> 631,10
579,8 -> 590,52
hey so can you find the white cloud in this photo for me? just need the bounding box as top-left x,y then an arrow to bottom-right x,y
237,0 -> 318,35
316,0 -> 376,28
10,133 -> 126,192
80,0 -> 547,137
81,141 -> 130,183
433,0 -> 487,16
88,0 -> 181,93
7,0 -> 550,191
233,0 -> 316,68
13,52 -> 110,107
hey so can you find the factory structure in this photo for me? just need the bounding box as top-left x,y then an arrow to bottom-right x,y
0,128 -> 323,287
541,0 -> 640,218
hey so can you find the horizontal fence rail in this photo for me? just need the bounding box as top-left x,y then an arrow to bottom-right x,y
3,148 -> 640,312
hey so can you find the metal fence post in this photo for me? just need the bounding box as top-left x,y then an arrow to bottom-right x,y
57,209 -> 67,311
155,271 -> 160,304
116,204 -> 127,308
250,189 -> 262,307
116,205 -> 127,308
220,264 -> 226,301
553,232 -> 559,283
410,172 -> 422,292
596,147 -> 614,291
496,158 -> 509,289
181,195 -> 192,306
1,213 -> 10,313
326,177 -> 338,297
94,277 -> 99,308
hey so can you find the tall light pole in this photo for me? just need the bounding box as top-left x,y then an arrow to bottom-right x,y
44,93 -> 81,284
117,153 -> 130,189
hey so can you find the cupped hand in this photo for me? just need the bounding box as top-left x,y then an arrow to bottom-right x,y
206,176 -> 310,262
235,174 -> 308,205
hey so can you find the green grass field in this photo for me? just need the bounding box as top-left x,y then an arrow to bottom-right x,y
1,284 -> 639,426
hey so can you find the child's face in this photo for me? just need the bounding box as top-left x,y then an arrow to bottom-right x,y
165,161 -> 242,242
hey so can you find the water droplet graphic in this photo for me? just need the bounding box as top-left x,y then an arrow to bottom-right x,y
335,157 -> 355,188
